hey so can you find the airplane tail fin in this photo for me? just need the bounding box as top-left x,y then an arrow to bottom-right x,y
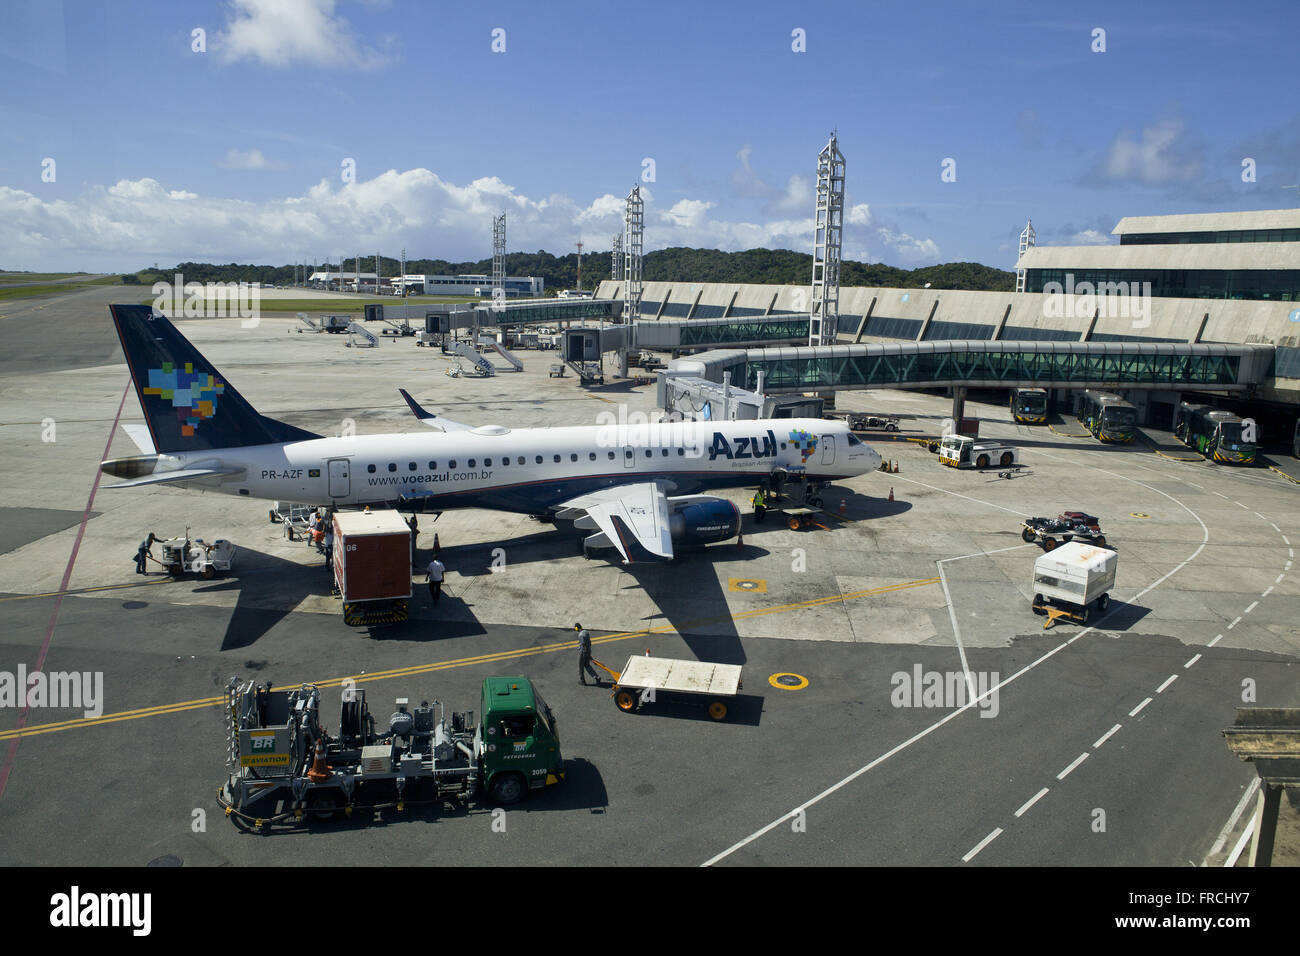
110,304 -> 320,454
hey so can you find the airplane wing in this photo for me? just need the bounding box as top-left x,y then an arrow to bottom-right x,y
558,481 -> 673,563
397,388 -> 476,432
102,465 -> 246,488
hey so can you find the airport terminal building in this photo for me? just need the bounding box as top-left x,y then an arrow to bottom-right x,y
596,208 -> 1300,427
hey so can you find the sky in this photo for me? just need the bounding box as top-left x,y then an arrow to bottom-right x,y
1,0 -> 1298,273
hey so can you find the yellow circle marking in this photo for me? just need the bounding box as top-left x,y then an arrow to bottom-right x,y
729,578 -> 767,593
769,672 -> 809,691
1130,512 -> 1151,519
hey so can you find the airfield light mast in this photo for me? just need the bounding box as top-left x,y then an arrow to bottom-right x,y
624,185 -> 643,322
1016,219 -> 1036,293
810,131 -> 845,347
492,213 -> 506,305
611,233 -> 624,294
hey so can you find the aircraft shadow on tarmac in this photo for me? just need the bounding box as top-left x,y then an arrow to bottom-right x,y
183,544 -> 347,652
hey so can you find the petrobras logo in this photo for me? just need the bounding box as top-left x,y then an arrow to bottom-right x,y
707,429 -> 778,461
788,428 -> 818,463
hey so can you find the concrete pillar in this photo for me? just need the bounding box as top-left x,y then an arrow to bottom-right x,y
917,299 -> 940,342
854,296 -> 878,344
992,302 -> 1013,341
951,386 -> 966,425
1248,784 -> 1281,867
1080,308 -> 1100,342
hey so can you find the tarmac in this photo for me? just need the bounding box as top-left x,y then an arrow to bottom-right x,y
0,288 -> 1296,866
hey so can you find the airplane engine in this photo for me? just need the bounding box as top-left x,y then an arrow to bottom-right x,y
668,497 -> 742,546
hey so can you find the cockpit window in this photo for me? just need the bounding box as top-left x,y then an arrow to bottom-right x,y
846,433 -> 862,447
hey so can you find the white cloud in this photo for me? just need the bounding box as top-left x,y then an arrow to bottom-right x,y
661,199 -> 713,229
1085,119 -> 1201,186
873,226 -> 940,264
0,168 -> 943,271
847,203 -> 872,226
220,148 -> 278,170
1066,229 -> 1112,245
215,0 -> 384,70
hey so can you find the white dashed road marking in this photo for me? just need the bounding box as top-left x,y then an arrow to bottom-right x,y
1093,724 -> 1122,748
1184,654 -> 1202,669
1130,697 -> 1153,716
962,828 -> 1003,863
1015,788 -> 1050,818
1156,674 -> 1178,694
1057,752 -> 1090,780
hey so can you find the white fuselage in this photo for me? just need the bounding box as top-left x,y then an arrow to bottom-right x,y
151,418 -> 880,512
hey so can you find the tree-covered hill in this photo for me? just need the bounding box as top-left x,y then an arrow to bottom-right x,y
127,249 -> 1014,293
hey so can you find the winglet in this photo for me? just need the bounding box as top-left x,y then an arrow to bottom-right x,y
398,387 -> 435,422
396,389 -> 474,432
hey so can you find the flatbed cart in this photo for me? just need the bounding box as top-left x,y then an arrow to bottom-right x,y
779,505 -> 831,530
597,655 -> 743,721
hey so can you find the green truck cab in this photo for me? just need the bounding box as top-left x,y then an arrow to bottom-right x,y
479,677 -> 564,804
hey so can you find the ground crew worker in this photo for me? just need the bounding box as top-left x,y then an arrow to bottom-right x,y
752,486 -> 767,522
135,532 -> 159,574
576,623 -> 598,685
322,525 -> 333,567
426,556 -> 445,605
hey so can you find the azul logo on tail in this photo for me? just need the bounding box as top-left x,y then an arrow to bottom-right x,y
708,429 -> 777,460
788,429 -> 818,462
143,362 -> 225,437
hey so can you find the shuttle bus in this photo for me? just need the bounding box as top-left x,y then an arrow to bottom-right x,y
1078,390 -> 1137,443
1009,387 -> 1048,424
1174,402 -> 1257,465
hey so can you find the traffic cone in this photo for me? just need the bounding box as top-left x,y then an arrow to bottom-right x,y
839,498 -> 847,515
307,736 -> 329,783
888,487 -> 894,502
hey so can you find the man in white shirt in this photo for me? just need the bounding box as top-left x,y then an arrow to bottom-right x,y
426,557 -> 445,605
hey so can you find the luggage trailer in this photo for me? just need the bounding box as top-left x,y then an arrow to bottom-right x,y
593,655 -> 743,721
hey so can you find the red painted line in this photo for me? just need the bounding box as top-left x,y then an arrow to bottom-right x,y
0,380 -> 130,802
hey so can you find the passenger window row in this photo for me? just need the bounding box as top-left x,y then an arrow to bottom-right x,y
361,446 -> 706,474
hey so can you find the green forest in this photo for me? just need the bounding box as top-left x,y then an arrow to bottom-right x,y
124,248 -> 1014,293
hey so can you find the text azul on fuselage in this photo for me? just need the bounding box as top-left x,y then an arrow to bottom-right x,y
708,430 -> 777,461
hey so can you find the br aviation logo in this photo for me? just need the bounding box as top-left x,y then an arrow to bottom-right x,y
143,361 -> 225,437
789,428 -> 817,462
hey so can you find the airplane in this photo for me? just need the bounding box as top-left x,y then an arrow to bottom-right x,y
100,304 -> 882,563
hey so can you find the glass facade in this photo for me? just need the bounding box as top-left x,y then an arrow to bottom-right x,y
495,300 -> 616,323
1027,268 -> 1300,301
678,317 -> 810,346
862,315 -> 924,340
691,304 -> 729,319
740,347 -> 1245,392
998,325 -> 1081,342
924,320 -> 995,341
1121,229 -> 1300,245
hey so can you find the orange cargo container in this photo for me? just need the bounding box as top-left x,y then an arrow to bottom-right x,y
332,510 -> 413,626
